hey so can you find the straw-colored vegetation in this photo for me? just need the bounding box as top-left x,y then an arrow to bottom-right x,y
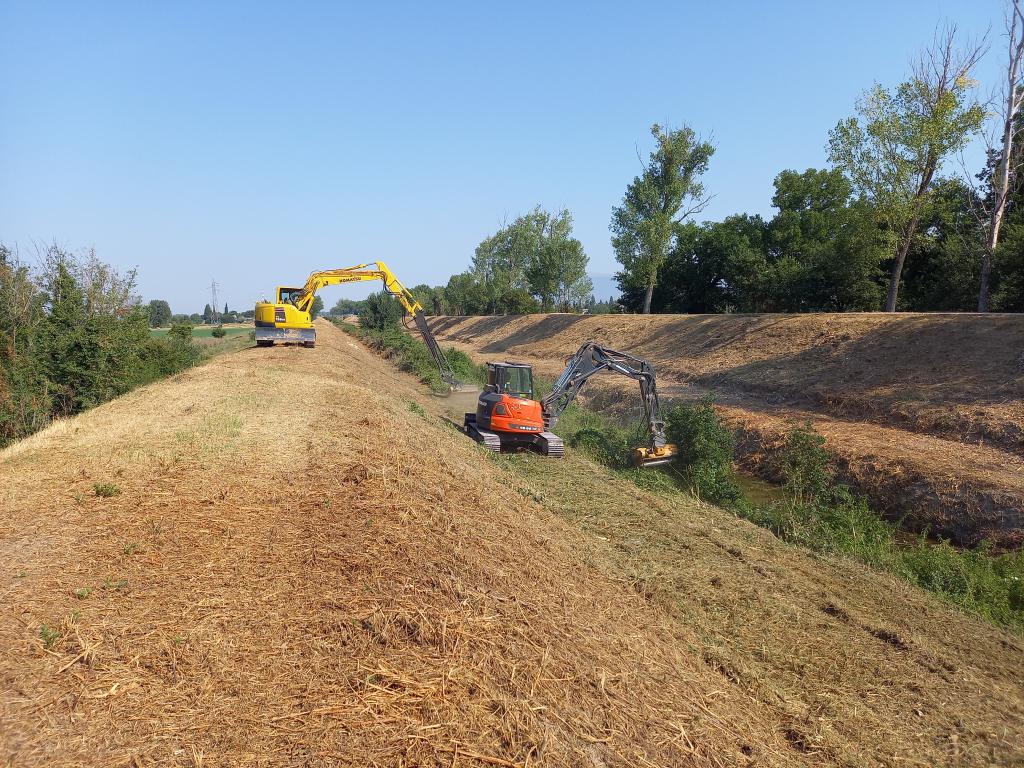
1,319 -> 1022,766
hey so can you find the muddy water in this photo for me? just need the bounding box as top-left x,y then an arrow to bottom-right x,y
734,472 -> 787,505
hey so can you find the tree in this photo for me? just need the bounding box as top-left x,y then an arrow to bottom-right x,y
522,208 -> 592,311
202,304 -> 214,324
766,168 -> 886,311
147,299 -> 172,327
444,272 -> 489,315
977,0 -> 1024,311
829,27 -> 985,311
357,292 -> 403,330
611,123 -> 715,313
310,295 -> 324,320
223,302 -> 229,315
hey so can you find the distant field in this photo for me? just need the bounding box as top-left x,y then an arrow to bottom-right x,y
150,324 -> 252,338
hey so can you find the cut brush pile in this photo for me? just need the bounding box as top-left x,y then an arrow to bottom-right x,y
1,320 -> 1022,766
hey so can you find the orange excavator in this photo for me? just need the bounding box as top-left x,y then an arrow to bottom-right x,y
464,342 -> 679,468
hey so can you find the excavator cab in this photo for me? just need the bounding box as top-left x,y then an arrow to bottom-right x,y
485,362 -> 535,399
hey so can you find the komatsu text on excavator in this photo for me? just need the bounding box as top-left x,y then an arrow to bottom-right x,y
464,342 -> 679,468
254,262 -> 460,387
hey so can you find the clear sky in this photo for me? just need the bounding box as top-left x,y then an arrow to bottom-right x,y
0,1 -> 1002,313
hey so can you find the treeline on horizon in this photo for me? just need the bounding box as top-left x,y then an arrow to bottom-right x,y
342,15 -> 1024,318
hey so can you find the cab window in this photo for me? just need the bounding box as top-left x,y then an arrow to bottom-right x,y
498,367 -> 533,398
278,288 -> 302,305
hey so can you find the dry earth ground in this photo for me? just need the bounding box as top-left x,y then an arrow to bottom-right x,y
427,313 -> 1024,547
1,319 -> 1021,767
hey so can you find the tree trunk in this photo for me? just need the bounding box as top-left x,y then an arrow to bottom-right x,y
884,224 -> 919,312
978,249 -> 994,312
642,277 -> 655,314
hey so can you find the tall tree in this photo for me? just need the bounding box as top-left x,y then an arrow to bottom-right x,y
147,299 -> 172,327
829,27 -> 985,311
522,208 -> 592,310
977,0 -> 1024,311
611,123 -> 715,313
767,168 -> 887,311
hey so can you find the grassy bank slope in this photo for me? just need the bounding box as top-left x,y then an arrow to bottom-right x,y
1,319 -> 1021,766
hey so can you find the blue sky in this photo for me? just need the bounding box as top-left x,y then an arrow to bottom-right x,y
0,1 -> 1001,312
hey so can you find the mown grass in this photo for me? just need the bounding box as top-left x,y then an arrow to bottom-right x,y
341,317 -> 1024,631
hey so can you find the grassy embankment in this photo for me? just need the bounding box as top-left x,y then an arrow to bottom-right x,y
336,318 -> 1024,631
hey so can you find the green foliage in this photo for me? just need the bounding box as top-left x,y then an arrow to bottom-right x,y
329,297 -> 367,317
210,324 -> 227,338
168,323 -> 193,342
738,422 -> 1024,630
472,206 -> 592,313
38,625 -> 60,649
612,123 -> 715,313
357,292 -> 404,331
828,69 -> 985,309
663,400 -> 741,503
146,299 -> 172,327
334,318 -> 483,392
0,245 -> 203,448
309,295 -> 324,320
780,422 -> 831,503
93,482 -> 121,498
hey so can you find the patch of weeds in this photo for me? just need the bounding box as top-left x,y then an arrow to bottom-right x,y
663,398 -> 741,504
93,482 -> 121,498
147,518 -> 164,536
172,634 -> 186,646
103,576 -> 129,591
38,625 -> 60,650
122,542 -> 139,556
73,491 -> 84,504
407,401 -> 427,417
74,587 -> 92,600
15,571 -> 26,578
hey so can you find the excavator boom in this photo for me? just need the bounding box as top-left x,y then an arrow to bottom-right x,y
541,342 -> 677,467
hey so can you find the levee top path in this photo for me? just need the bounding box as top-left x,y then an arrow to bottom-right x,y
428,313 -> 1024,547
1,319 -> 1022,766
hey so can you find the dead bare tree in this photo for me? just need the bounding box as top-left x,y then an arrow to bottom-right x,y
977,0 -> 1024,312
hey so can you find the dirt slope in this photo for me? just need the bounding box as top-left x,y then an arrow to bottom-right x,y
1,319 -> 1022,766
428,313 -> 1024,546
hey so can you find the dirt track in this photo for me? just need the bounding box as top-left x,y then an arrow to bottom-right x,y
428,313 -> 1024,547
2,319 -> 1023,766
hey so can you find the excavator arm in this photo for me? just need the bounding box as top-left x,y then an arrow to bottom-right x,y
541,342 -> 677,467
267,262 -> 459,387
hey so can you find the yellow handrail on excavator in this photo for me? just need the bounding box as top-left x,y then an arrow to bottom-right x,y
254,261 -> 459,386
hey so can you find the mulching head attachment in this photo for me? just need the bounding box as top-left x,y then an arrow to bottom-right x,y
631,442 -> 679,468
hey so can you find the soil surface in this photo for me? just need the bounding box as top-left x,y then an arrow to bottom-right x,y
428,313 -> 1024,547
1,319 -> 1022,766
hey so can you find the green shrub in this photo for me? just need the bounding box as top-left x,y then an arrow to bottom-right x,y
168,323 -> 193,342
781,422 -> 832,503
663,399 -> 740,504
357,292 -> 404,331
93,482 -> 121,498
211,325 -> 227,338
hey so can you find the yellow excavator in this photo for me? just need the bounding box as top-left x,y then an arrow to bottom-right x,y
254,262 -> 460,386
